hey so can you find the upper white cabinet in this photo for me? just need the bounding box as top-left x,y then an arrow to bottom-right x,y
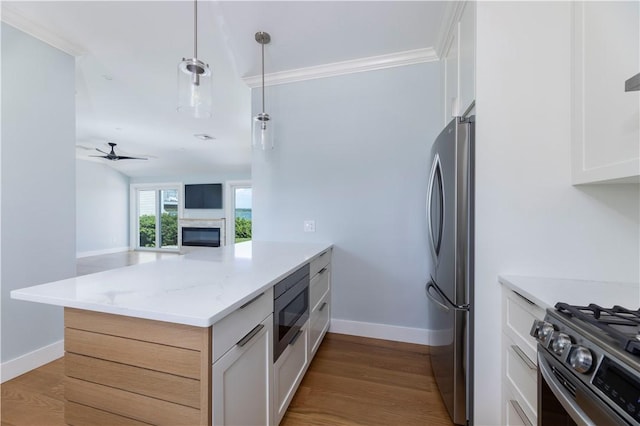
442,1 -> 476,123
571,1 -> 640,184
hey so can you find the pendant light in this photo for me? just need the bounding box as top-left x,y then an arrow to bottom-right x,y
177,0 -> 212,118
252,31 -> 273,150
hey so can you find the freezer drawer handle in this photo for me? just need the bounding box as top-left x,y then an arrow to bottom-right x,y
426,281 -> 450,312
425,280 -> 470,312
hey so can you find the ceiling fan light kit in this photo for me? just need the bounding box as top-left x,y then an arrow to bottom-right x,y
252,31 -> 274,150
177,0 -> 212,118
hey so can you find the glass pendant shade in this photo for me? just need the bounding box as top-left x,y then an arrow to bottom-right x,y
252,112 -> 273,150
177,57 -> 212,118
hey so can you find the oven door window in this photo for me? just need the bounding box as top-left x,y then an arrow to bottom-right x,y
278,288 -> 308,340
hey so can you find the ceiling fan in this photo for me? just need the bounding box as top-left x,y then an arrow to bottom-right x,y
90,142 -> 148,161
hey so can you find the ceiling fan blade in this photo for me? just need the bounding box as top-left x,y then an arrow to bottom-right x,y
95,148 -> 109,155
116,156 -> 148,160
88,155 -> 109,158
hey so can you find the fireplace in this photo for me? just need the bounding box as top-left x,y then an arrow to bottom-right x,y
181,227 -> 221,247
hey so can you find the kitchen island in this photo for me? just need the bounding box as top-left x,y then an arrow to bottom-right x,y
11,241 -> 333,426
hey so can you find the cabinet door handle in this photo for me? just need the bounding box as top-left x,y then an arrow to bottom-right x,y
513,290 -> 535,305
239,292 -> 264,309
236,324 -> 265,347
319,302 -> 328,312
511,345 -> 536,371
289,329 -> 303,346
318,267 -> 327,275
509,400 -> 533,426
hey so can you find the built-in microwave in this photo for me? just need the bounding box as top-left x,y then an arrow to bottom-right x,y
273,264 -> 310,362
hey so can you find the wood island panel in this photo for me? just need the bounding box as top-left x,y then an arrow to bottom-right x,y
64,308 -> 211,426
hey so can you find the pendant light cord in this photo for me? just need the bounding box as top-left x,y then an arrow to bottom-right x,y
261,38 -> 265,114
193,0 -> 198,59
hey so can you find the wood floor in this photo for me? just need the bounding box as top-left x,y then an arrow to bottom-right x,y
1,333 -> 451,426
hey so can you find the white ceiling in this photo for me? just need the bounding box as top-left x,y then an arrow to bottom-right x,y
2,1 -> 448,178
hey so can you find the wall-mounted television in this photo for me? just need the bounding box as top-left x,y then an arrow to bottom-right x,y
184,183 -> 223,209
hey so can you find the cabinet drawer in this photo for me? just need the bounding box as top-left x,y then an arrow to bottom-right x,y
310,249 -> 331,278
503,336 -> 537,424
310,264 -> 330,309
213,287 -> 273,362
503,289 -> 545,364
274,322 -> 309,424
503,388 -> 535,426
310,293 -> 330,356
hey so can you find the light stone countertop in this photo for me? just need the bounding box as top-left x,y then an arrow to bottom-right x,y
11,241 -> 332,327
499,275 -> 640,311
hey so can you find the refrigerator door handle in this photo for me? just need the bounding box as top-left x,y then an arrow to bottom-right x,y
426,279 -> 470,312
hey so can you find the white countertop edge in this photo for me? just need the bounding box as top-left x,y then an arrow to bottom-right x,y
11,242 -> 334,327
498,274 -> 640,311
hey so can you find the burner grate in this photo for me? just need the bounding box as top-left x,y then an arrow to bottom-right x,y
555,303 -> 640,355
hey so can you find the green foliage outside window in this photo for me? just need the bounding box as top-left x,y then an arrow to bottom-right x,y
139,213 -> 178,247
235,217 -> 252,243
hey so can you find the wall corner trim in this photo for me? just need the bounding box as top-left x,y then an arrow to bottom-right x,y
243,47 -> 439,88
329,318 -> 450,346
1,340 -> 64,383
435,1 -> 468,57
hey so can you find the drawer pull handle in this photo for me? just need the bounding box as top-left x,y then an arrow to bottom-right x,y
509,399 -> 533,426
513,290 -> 535,305
318,267 -> 327,275
319,302 -> 328,312
239,292 -> 264,309
289,329 -> 303,346
319,251 -> 327,257
237,324 -> 265,347
511,345 -> 536,371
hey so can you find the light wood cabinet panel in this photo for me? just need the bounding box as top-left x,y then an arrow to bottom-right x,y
65,353 -> 201,409
66,377 -> 200,425
65,327 -> 201,379
65,307 -> 205,350
64,308 -> 211,425
66,401 -> 152,426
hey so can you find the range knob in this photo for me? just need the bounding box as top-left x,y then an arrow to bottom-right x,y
530,320 -> 555,344
569,346 -> 593,374
551,333 -> 572,356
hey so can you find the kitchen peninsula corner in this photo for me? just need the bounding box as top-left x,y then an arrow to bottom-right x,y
11,241 -> 333,426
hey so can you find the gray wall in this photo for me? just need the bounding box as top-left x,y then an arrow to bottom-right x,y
1,24 -> 76,362
76,160 -> 129,255
252,63 -> 441,329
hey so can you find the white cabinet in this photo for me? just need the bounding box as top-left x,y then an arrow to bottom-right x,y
501,288 -> 544,426
273,321 -> 309,425
212,289 -> 274,426
309,250 -> 331,357
213,314 -> 273,426
571,1 -> 640,184
442,1 -> 476,122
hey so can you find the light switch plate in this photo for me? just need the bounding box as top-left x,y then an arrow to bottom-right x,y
303,220 -> 315,233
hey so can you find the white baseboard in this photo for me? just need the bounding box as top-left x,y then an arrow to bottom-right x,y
329,318 -> 451,346
76,246 -> 130,258
1,340 -> 64,383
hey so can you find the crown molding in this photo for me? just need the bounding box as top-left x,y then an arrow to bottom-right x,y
1,6 -> 86,56
243,47 -> 439,88
435,1 -> 468,58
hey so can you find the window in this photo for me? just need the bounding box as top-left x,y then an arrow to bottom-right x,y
225,181 -> 252,244
131,184 -> 181,251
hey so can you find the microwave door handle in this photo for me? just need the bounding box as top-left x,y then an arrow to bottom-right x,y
538,353 -> 595,426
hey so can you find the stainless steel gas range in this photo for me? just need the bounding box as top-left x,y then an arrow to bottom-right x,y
531,303 -> 640,425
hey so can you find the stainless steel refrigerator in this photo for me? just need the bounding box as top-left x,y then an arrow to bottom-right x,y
425,116 -> 474,426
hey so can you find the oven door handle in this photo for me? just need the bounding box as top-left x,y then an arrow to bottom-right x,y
538,352 -> 595,426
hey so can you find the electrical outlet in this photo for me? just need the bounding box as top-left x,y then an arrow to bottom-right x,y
303,220 -> 316,233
